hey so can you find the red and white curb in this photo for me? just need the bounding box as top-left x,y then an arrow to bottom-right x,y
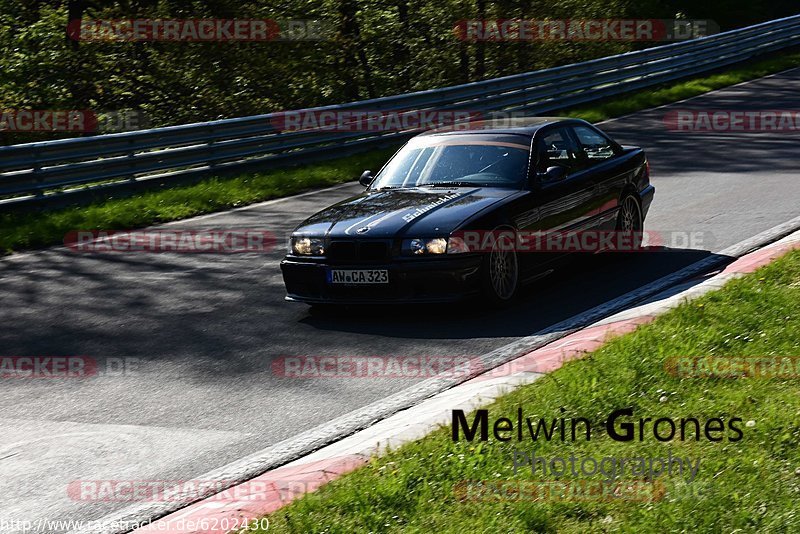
128,229 -> 800,534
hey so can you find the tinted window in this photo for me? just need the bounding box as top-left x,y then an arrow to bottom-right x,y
536,128 -> 580,179
422,145 -> 528,185
573,125 -> 617,162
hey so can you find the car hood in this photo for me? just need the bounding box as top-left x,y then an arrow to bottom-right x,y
294,187 -> 521,238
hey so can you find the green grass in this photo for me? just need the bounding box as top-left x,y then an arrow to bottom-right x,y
2,48 -> 800,254
562,49 -> 800,123
244,249 -> 800,533
0,149 -> 393,253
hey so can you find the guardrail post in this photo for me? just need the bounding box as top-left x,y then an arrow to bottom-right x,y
207,125 -> 217,171
33,147 -> 44,197
128,137 -> 137,181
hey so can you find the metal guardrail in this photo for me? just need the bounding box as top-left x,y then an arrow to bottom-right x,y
2,15 -> 799,211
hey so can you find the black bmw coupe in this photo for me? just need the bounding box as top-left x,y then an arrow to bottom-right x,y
280,117 -> 654,305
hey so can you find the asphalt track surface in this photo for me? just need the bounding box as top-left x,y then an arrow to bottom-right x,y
1,68 -> 800,531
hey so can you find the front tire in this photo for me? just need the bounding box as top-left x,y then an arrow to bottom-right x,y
481,227 -> 519,306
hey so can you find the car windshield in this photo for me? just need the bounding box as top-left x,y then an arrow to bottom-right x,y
370,134 -> 530,190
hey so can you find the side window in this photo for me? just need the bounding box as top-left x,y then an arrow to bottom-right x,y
572,125 -> 617,163
536,128 -> 580,180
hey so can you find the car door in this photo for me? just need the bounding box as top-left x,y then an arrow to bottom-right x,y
569,124 -> 628,231
528,126 -> 598,241
508,126 -> 598,271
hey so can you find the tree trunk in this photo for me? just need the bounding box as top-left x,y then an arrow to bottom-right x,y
337,0 -> 376,100
67,0 -> 85,49
473,0 -> 486,79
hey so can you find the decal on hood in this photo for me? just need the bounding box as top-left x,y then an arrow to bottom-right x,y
401,192 -> 463,223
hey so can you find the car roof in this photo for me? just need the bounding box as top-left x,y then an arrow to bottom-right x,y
419,116 -> 584,137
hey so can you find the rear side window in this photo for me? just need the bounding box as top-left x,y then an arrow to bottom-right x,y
572,125 -> 617,162
536,128 -> 580,177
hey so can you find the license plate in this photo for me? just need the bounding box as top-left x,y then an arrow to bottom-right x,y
328,269 -> 389,284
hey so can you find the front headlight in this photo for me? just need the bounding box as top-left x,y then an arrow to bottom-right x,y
425,238 -> 448,254
402,237 -> 468,255
403,238 -> 446,255
290,236 -> 325,255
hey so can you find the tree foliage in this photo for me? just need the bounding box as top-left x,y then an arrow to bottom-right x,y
0,0 -> 796,144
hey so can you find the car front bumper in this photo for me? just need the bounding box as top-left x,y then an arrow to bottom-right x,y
280,255 -> 483,304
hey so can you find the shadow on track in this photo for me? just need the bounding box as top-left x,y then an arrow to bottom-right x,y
298,248 -> 730,339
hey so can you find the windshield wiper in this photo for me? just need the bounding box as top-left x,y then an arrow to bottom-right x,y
478,154 -> 508,173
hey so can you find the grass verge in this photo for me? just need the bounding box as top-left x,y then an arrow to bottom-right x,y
0,148 -> 394,253
2,49 -> 800,254
562,48 -> 800,123
246,249 -> 800,533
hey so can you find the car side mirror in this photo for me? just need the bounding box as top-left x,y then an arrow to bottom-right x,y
359,170 -> 374,187
538,165 -> 567,183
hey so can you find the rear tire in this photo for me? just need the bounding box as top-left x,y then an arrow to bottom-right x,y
480,226 -> 519,307
615,194 -> 643,251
